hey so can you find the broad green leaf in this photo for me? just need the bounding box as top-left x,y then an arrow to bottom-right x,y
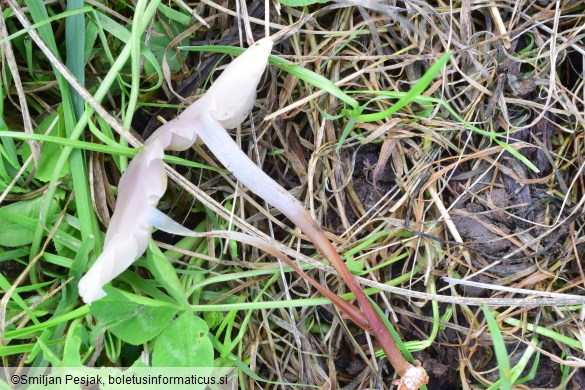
0,190 -> 63,247
152,312 -> 213,368
38,320 -> 85,367
21,113 -> 71,181
90,287 -> 177,345
147,241 -> 190,308
144,17 -> 189,75
157,3 -> 191,25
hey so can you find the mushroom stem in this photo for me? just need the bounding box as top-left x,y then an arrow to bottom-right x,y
193,114 -> 414,377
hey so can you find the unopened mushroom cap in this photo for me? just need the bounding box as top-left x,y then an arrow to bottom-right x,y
199,37 -> 273,129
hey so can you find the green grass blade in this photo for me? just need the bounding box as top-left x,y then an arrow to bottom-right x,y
494,138 -> 540,173
2,306 -> 90,341
0,339 -> 64,358
269,54 -> 359,110
482,306 -> 512,390
26,1 -> 163,272
512,336 -> 539,384
146,242 -> 191,309
0,7 -> 91,46
368,297 -> 413,360
25,0 -> 101,278
0,130 -> 225,172
65,0 -> 85,120
503,316 -> 581,350
181,44 -> 360,110
91,10 -> 163,93
120,0 -> 149,172
349,90 -> 540,173
353,52 -> 452,122
335,117 -> 356,153
0,272 -> 41,326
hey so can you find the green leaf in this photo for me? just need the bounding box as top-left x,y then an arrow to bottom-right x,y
2,306 -> 90,342
368,297 -> 415,360
0,190 -> 63,247
93,10 -> 162,92
335,117 -> 356,153
0,130 -> 225,173
157,3 -> 191,26
147,241 -> 190,309
349,91 -> 540,173
345,255 -> 364,275
482,306 -> 512,390
152,312 -> 213,367
0,82 -> 19,173
38,319 -> 85,367
66,0 -> 85,120
144,18 -> 189,75
90,287 -> 177,345
354,52 -> 452,122
21,113 -> 70,181
494,138 -> 539,173
270,54 -> 358,109
181,45 -> 359,110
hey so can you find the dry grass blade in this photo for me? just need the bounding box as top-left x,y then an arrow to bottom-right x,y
0,5 -> 40,172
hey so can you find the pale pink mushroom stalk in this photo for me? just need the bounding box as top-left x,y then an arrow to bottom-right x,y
78,36 -> 427,389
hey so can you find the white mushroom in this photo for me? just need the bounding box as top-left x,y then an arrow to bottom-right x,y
78,36 -> 427,388
79,38 -> 273,304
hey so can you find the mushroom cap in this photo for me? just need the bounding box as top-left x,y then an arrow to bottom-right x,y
190,37 -> 274,129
